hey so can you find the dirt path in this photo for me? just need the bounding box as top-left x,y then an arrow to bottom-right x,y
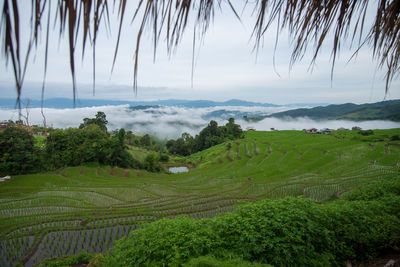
236,183 -> 252,196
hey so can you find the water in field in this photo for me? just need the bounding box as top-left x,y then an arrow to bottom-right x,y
169,167 -> 189,173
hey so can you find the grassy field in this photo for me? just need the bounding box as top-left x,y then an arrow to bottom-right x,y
0,129 -> 399,266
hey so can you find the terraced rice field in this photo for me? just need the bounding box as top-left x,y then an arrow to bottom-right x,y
0,130 -> 399,266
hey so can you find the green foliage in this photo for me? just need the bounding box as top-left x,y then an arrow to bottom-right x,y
0,126 -> 46,174
140,134 -> 152,147
391,134 -> 400,141
79,111 -> 108,132
167,119 -> 243,156
358,129 -> 374,136
144,154 -> 162,172
46,125 -> 112,168
43,115 -> 141,170
38,252 -> 93,267
106,177 -> 400,266
109,128 -> 137,168
183,255 -> 271,267
1,129 -> 399,266
213,198 -> 335,266
88,254 -> 106,267
159,154 -> 170,162
342,176 -> 400,201
107,217 -> 216,266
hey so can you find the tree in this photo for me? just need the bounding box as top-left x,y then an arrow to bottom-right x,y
144,154 -> 161,172
79,111 -> 108,132
0,127 -> 39,174
226,118 -> 243,139
1,0 -> 398,110
109,128 -> 127,167
140,134 -> 151,148
166,119 -> 243,156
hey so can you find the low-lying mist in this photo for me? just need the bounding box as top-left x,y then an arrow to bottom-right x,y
1,105 -> 399,139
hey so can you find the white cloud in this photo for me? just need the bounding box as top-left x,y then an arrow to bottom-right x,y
1,105 -> 399,139
241,117 -> 400,132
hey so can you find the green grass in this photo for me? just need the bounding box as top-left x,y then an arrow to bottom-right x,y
0,129 -> 399,266
34,135 -> 46,148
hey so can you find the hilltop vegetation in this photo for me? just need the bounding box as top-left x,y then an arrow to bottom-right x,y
0,122 -> 137,175
0,114 -> 244,175
166,118 -> 243,156
0,112 -> 168,175
268,100 -> 400,121
0,128 -> 399,266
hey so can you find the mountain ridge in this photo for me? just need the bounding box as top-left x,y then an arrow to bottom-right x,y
267,100 -> 400,122
0,98 -> 280,109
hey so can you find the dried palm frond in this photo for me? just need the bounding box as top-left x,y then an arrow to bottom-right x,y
0,0 -> 399,113
250,0 -> 399,92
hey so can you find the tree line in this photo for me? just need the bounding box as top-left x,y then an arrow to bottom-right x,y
0,114 -> 245,175
166,118 -> 243,156
0,112 -> 157,175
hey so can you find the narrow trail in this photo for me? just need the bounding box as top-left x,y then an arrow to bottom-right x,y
236,183 -> 252,196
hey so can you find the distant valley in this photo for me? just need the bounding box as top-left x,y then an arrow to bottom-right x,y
1,98 -> 399,139
1,98 -> 398,123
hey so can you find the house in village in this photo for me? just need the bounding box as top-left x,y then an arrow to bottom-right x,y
0,121 -> 8,130
0,176 -> 11,183
246,126 -> 256,131
321,128 -> 332,135
305,128 -> 318,134
352,126 -> 362,131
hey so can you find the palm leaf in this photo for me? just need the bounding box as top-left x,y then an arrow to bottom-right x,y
0,0 -> 399,113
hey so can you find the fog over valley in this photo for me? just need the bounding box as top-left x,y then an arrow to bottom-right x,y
1,105 -> 399,139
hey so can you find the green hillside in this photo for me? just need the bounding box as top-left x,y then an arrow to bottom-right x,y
268,100 -> 400,121
0,129 -> 399,266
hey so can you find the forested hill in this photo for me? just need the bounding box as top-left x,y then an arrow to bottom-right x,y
268,100 -> 400,121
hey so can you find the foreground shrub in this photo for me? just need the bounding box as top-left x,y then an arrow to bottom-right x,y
38,252 -> 93,267
213,198 -> 334,266
182,255 -> 271,267
105,177 -> 400,266
342,176 -> 400,201
107,217 -> 216,266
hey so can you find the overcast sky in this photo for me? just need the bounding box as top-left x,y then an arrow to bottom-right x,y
0,1 -> 399,104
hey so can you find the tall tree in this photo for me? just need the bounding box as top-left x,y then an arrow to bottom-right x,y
79,111 -> 108,132
0,127 -> 38,174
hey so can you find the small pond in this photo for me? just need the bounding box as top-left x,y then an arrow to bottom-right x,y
168,166 -> 189,173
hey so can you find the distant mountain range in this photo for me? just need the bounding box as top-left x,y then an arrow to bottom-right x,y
267,100 -> 400,122
0,98 -> 281,109
1,97 -> 399,122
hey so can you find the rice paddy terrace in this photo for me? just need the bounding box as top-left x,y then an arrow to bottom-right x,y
1,129 -> 399,266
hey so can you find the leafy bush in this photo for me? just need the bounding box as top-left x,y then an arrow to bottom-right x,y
38,252 -> 93,267
213,198 -> 335,266
105,177 -> 400,266
144,154 -> 162,172
183,255 -> 271,267
159,154 -> 170,162
358,129 -> 374,136
390,134 -> 400,141
107,217 -> 216,266
342,176 -> 400,201
0,126 -> 46,175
